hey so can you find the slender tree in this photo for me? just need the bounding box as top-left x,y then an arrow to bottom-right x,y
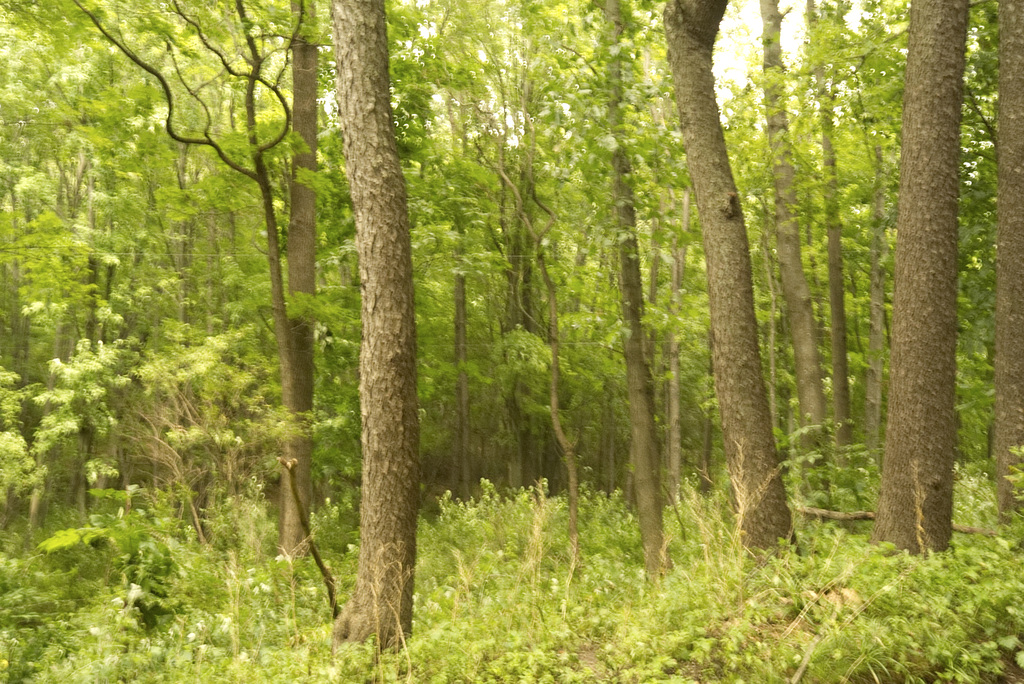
664,0 -> 792,549
70,0 -> 317,550
760,0 -> 828,452
995,0 -> 1024,521
864,145 -> 887,451
330,0 -> 421,648
666,188 -> 690,501
278,0 -> 318,556
872,0 -> 968,553
807,0 -> 852,448
606,0 -> 666,577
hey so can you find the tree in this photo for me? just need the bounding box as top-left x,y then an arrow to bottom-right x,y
664,0 -> 792,549
70,0 -> 318,551
605,0 -> 665,577
864,145 -> 888,451
995,0 -> 1024,521
871,0 -> 968,553
278,0 -> 319,556
760,0 -> 829,454
330,0 -> 421,649
807,0 -> 852,448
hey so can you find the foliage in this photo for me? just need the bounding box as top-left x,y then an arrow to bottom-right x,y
2,483 -> 1022,682
0,0 -> 1018,680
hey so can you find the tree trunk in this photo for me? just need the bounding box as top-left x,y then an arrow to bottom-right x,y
807,0 -> 852,448
760,0 -> 828,451
872,0 -> 967,553
666,188 -> 690,502
864,146 -> 887,451
278,0 -> 318,556
665,0 -> 792,549
538,247 -> 579,564
331,0 -> 420,649
455,239 -> 472,499
606,0 -> 666,578
995,0 -> 1024,521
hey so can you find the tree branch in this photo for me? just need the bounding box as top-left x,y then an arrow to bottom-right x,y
70,0 -> 258,180
798,507 -> 998,536
278,457 -> 338,619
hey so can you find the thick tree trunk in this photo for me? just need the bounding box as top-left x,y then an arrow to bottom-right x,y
278,0 -> 318,556
995,0 -> 1024,521
864,146 -> 887,451
331,0 -> 420,648
606,0 -> 665,577
760,0 -> 828,452
664,0 -> 792,549
872,0 -> 967,553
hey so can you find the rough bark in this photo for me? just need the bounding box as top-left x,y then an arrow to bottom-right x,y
871,0 -> 967,553
864,146 -> 887,451
606,0 -> 666,577
664,0 -> 792,549
760,0 -> 828,451
331,0 -> 420,648
278,0 -> 318,556
995,0 -> 1024,521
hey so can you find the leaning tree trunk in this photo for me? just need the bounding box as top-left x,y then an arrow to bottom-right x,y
331,0 -> 420,649
664,0 -> 792,549
760,0 -> 828,452
606,0 -> 666,577
872,0 -> 967,553
995,0 -> 1024,522
278,0 -> 318,556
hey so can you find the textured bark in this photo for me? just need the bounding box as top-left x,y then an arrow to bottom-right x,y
760,0 -> 828,450
607,0 -> 665,577
331,0 -> 420,648
278,0 -> 318,556
807,0 -> 852,447
995,0 -> 1024,521
664,0 -> 792,549
872,0 -> 967,553
864,146 -> 887,451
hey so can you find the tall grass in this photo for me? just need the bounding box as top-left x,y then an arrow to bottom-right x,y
2,475 -> 1022,682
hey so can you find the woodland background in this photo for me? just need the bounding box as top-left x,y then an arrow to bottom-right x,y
0,0 -> 1023,681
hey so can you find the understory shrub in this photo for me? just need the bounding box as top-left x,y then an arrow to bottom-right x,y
1,478 -> 1021,682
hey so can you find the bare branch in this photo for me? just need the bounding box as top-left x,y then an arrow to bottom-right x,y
170,0 -> 248,78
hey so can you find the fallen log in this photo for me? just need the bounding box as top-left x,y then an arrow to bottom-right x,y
797,507 -> 998,537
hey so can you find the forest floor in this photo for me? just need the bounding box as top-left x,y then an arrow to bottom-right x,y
3,468 -> 1024,683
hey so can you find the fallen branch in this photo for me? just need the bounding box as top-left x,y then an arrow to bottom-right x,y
797,507 -> 998,537
278,457 -> 339,618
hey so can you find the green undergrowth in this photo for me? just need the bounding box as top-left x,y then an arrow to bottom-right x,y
2,476 -> 1023,683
